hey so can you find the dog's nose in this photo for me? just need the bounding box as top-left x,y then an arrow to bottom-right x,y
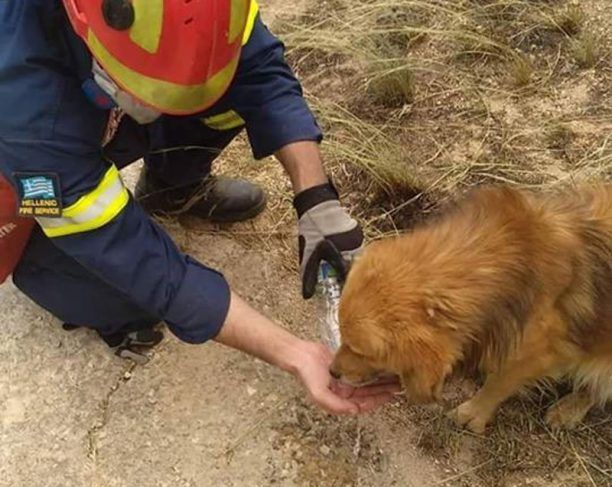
329,368 -> 341,380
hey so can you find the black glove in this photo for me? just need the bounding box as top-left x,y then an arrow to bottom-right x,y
294,182 -> 364,299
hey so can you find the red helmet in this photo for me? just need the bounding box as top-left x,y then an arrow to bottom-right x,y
63,0 -> 256,114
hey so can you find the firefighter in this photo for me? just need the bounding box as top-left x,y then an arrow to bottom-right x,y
0,0 -> 398,414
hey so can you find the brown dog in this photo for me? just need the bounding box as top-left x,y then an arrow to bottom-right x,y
330,185 -> 612,433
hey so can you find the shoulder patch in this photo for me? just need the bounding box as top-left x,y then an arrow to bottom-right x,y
13,173 -> 62,218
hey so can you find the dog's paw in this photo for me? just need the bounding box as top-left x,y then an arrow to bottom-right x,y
447,400 -> 491,434
545,393 -> 593,430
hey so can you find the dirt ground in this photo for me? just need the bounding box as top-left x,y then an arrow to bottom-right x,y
1,1 -> 610,486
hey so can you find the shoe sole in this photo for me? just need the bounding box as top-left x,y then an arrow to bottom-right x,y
208,194 -> 268,224
139,193 -> 268,224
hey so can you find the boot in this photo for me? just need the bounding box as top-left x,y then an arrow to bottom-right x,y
134,168 -> 267,223
63,322 -> 164,364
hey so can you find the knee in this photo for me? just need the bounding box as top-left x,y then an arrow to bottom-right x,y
12,257 -> 43,301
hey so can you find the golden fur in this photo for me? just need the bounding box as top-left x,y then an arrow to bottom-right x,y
330,185 -> 612,432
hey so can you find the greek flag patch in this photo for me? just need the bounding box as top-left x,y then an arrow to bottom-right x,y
14,173 -> 62,218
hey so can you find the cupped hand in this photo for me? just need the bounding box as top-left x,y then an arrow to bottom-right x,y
294,341 -> 401,415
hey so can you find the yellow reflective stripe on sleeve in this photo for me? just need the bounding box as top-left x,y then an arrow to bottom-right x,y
242,0 -> 259,46
37,166 -> 129,238
202,110 -> 245,130
130,0 -> 164,54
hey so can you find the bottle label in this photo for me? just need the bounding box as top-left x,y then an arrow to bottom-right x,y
316,261 -> 342,350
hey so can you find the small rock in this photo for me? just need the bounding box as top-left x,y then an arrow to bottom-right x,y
319,445 -> 331,456
123,371 -> 132,380
246,385 -> 257,397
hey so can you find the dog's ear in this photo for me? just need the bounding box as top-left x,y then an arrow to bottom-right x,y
361,324 -> 390,360
343,316 -> 390,361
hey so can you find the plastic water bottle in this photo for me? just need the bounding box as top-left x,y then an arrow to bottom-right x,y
314,262 -> 342,351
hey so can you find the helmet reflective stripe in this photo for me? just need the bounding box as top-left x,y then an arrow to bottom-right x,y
229,0 -> 250,44
242,0 -> 259,45
37,166 -> 129,238
88,30 -> 240,114
129,0 -> 164,54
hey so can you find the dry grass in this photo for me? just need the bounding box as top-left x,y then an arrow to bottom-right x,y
381,382 -> 612,486
276,0 -> 611,234
571,32 -> 602,68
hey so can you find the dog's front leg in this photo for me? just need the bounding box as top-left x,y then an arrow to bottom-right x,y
448,303 -> 567,433
448,351 -> 559,433
545,390 -> 596,429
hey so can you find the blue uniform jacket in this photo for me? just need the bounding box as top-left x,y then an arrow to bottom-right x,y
0,0 -> 321,343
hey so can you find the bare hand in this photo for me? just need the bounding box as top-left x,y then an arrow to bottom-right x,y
214,292 -> 399,415
294,342 -> 400,415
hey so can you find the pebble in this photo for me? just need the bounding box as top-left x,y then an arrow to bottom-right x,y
319,445 -> 331,456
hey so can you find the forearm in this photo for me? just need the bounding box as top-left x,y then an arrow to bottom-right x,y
213,291 -> 399,414
275,141 -> 327,194
214,291 -> 305,374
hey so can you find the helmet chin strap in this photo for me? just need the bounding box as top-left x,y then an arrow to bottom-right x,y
92,60 -> 162,124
